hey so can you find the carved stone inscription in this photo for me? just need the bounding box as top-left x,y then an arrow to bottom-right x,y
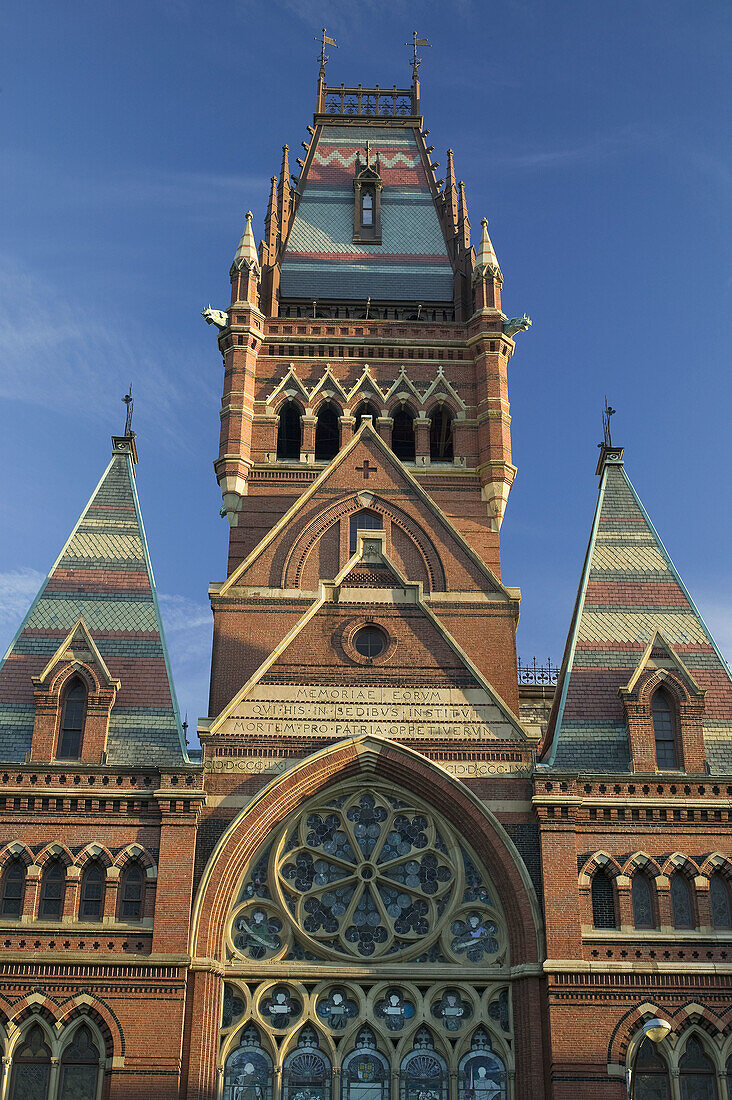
218,685 -> 520,741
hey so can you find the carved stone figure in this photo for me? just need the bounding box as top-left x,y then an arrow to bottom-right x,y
502,315 -> 532,337
201,306 -> 229,330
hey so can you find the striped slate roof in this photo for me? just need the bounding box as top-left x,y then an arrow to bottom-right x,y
543,450 -> 732,772
0,439 -> 187,765
280,125 -> 454,302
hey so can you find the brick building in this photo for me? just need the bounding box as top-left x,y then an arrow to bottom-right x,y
0,55 -> 730,1100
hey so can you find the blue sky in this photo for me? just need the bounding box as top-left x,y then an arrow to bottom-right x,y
1,0 -> 730,732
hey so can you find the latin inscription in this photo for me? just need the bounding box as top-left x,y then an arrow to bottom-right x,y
204,757 -> 531,777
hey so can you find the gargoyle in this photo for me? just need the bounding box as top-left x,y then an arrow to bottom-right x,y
502,314 -> 532,337
201,306 -> 229,331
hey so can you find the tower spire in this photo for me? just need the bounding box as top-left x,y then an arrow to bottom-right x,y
278,144 -> 291,238
233,211 -> 259,270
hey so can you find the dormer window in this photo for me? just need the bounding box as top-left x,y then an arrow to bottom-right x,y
353,144 -> 383,244
57,677 -> 86,759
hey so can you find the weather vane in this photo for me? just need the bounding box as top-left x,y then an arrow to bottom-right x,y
602,396 -> 616,447
315,27 -> 338,72
405,30 -> 431,80
122,384 -> 134,436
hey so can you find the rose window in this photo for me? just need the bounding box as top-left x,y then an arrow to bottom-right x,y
228,784 -> 506,964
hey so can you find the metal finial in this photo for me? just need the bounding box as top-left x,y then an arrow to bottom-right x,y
315,27 -> 338,71
122,385 -> 134,436
602,396 -> 616,447
405,30 -> 431,79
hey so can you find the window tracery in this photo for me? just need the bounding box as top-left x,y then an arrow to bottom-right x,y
458,1029 -> 507,1100
632,872 -> 655,929
223,1024 -> 273,1100
282,1028 -> 331,1100
671,872 -> 694,929
678,1036 -> 716,1100
710,872 -> 731,929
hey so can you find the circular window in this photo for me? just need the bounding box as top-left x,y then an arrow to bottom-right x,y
353,626 -> 386,658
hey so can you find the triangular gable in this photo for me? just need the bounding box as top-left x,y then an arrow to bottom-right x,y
206,529 -> 525,741
542,452 -> 732,772
32,619 -> 119,691
220,422 -> 514,601
0,441 -> 187,764
620,630 -> 705,700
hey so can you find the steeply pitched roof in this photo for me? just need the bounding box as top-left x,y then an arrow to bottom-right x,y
0,438 -> 188,765
542,449 -> 732,772
280,124 -> 454,303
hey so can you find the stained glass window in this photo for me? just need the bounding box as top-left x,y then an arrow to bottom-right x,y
58,677 -> 85,759
39,860 -> 65,920
120,864 -> 144,920
230,785 -> 503,965
431,990 -> 472,1032
400,1029 -> 448,1100
671,873 -> 694,929
58,1024 -> 101,1100
458,1029 -> 506,1100
679,1037 -> 716,1100
9,1025 -> 51,1100
1,859 -> 25,918
652,691 -> 677,769
374,989 -> 416,1031
316,987 -> 358,1030
342,1028 -> 389,1100
632,873 -> 655,929
223,1025 -> 273,1100
591,871 -> 617,929
710,873 -> 731,929
282,1027 -> 331,1100
634,1041 -> 670,1100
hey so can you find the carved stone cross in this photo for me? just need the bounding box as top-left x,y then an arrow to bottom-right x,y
356,459 -> 377,480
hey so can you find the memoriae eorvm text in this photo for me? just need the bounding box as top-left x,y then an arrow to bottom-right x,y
0,45 -> 730,1100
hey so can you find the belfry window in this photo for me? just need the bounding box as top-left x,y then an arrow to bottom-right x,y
39,859 -> 65,920
315,401 -> 340,462
652,689 -> 677,769
1,858 -> 25,918
354,400 -> 379,430
392,406 -> 416,462
430,405 -> 454,462
349,509 -> 382,553
591,871 -> 617,929
57,677 -> 86,759
277,400 -> 302,461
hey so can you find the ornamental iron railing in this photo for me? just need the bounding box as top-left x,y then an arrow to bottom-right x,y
517,658 -> 559,686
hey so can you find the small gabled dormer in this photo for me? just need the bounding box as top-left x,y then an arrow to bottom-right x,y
353,143 -> 383,244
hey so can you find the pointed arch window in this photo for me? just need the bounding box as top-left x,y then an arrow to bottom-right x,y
39,859 -> 65,920
223,1024 -> 273,1100
119,863 -> 144,921
652,689 -> 677,769
429,406 -> 454,462
591,871 -> 617,929
400,1028 -> 448,1100
678,1036 -> 716,1100
725,1054 -> 732,1100
9,1024 -> 51,1100
634,1041 -> 671,1100
343,1027 -> 390,1100
315,401 -> 340,462
671,872 -> 694,929
80,862 -> 105,921
59,1024 -> 102,1100
361,189 -> 374,227
277,400 -> 302,461
58,677 -> 86,759
392,406 -> 416,462
349,509 -> 383,554
354,400 -> 380,431
632,872 -> 656,929
282,1027 -> 331,1100
1,858 -> 25,918
458,1029 -> 507,1100
710,872 -> 732,929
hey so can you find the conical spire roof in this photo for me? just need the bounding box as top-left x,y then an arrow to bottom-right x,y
542,450 -> 732,771
0,438 -> 188,764
474,218 -> 500,277
233,211 -> 260,270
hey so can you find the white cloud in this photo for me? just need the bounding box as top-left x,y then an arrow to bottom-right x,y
158,593 -> 213,728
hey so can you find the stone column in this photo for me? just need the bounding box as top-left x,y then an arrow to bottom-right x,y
63,865 -> 81,922
414,415 -> 430,465
301,414 -> 317,463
